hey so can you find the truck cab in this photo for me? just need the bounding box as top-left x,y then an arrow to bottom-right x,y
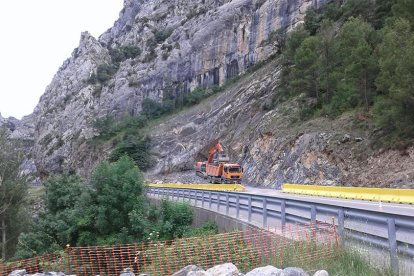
222,164 -> 243,184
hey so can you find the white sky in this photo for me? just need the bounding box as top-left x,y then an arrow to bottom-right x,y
0,0 -> 124,119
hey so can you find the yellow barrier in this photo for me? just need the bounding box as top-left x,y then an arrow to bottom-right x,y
282,183 -> 414,204
147,183 -> 246,192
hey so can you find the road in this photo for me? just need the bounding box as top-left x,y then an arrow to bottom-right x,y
245,186 -> 414,217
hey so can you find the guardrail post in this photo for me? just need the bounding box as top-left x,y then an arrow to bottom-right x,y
338,209 -> 344,238
202,191 -> 205,207
311,205 -> 316,223
236,195 -> 240,219
217,193 -> 220,212
226,194 -> 230,215
248,196 -> 252,222
387,218 -> 399,276
209,192 -> 212,209
263,198 -> 268,228
281,200 -> 286,228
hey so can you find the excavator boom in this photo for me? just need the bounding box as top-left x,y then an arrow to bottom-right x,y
197,143 -> 243,184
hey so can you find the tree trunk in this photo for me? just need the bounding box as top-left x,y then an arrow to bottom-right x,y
1,218 -> 5,260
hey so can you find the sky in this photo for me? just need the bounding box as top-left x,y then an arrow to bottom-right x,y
0,0 -> 124,119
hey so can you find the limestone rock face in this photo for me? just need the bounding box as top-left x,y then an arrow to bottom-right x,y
24,0 -> 326,177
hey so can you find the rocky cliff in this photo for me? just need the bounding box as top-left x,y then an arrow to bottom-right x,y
6,0 -> 414,188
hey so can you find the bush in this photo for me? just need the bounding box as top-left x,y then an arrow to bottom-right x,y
110,136 -> 155,170
158,200 -> 194,240
142,98 -> 164,119
96,63 -> 118,83
154,29 -> 173,44
183,87 -> 204,106
110,45 -> 142,63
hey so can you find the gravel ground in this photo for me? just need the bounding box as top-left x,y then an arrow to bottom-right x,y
145,170 -> 210,184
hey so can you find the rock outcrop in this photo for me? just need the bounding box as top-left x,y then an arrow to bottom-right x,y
4,0 -> 413,188
18,0 -> 326,179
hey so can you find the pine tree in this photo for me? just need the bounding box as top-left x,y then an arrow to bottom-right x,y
374,18 -> 414,144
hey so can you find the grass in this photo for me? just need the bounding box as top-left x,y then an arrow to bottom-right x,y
304,248 -> 393,276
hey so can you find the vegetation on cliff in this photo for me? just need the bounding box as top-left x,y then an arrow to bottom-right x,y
275,0 -> 414,148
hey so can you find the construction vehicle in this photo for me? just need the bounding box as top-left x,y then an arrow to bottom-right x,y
195,161 -> 207,178
197,143 -> 243,184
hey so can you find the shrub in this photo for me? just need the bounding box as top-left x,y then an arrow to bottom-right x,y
154,29 -> 173,44
110,135 -> 155,170
96,63 -> 118,83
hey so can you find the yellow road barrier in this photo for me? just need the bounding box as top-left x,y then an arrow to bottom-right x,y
147,183 -> 246,192
282,183 -> 414,204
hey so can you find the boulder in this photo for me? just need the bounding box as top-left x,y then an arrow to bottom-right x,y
8,270 -> 26,276
172,265 -> 204,276
120,272 -> 135,276
281,267 -> 309,276
313,270 -> 329,276
206,263 -> 239,276
187,271 -> 211,276
245,265 -> 282,276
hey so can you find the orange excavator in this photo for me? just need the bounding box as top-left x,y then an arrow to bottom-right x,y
196,143 -> 243,184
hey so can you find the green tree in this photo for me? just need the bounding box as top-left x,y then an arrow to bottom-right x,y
338,17 -> 378,110
291,36 -> 322,99
89,156 -> 145,236
318,20 -> 340,102
374,18 -> 414,144
304,8 -> 320,35
342,0 -> 376,24
392,0 -> 414,29
110,135 -> 155,170
0,128 -> 27,260
158,200 -> 193,240
373,0 -> 397,29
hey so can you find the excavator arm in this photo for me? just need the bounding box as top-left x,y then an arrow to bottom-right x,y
207,143 -> 223,163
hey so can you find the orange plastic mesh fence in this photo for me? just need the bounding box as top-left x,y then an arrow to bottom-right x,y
0,222 -> 338,276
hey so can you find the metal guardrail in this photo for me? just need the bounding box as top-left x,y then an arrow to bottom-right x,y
147,187 -> 414,275
283,184 -> 414,204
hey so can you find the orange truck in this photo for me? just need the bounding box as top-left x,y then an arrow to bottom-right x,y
198,143 -> 243,184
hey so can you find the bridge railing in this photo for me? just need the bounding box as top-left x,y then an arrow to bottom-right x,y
147,186 -> 414,275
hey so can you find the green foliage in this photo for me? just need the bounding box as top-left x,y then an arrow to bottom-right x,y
275,0 -> 414,146
342,0 -> 376,24
154,29 -> 173,44
110,45 -> 142,63
183,87 -> 205,106
44,174 -> 83,214
14,158 -> 215,259
141,98 -> 165,119
110,135 -> 155,170
0,128 -> 28,260
182,221 -> 218,238
373,18 -> 414,147
158,200 -> 193,240
15,158 -> 149,254
93,115 -> 118,139
88,157 -> 145,235
392,0 -> 414,29
96,63 -> 118,83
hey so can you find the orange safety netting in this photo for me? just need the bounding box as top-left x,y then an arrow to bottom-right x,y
0,222 -> 338,276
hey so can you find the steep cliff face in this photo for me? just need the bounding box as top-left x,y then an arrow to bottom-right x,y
146,60 -> 414,188
26,0 -> 326,178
